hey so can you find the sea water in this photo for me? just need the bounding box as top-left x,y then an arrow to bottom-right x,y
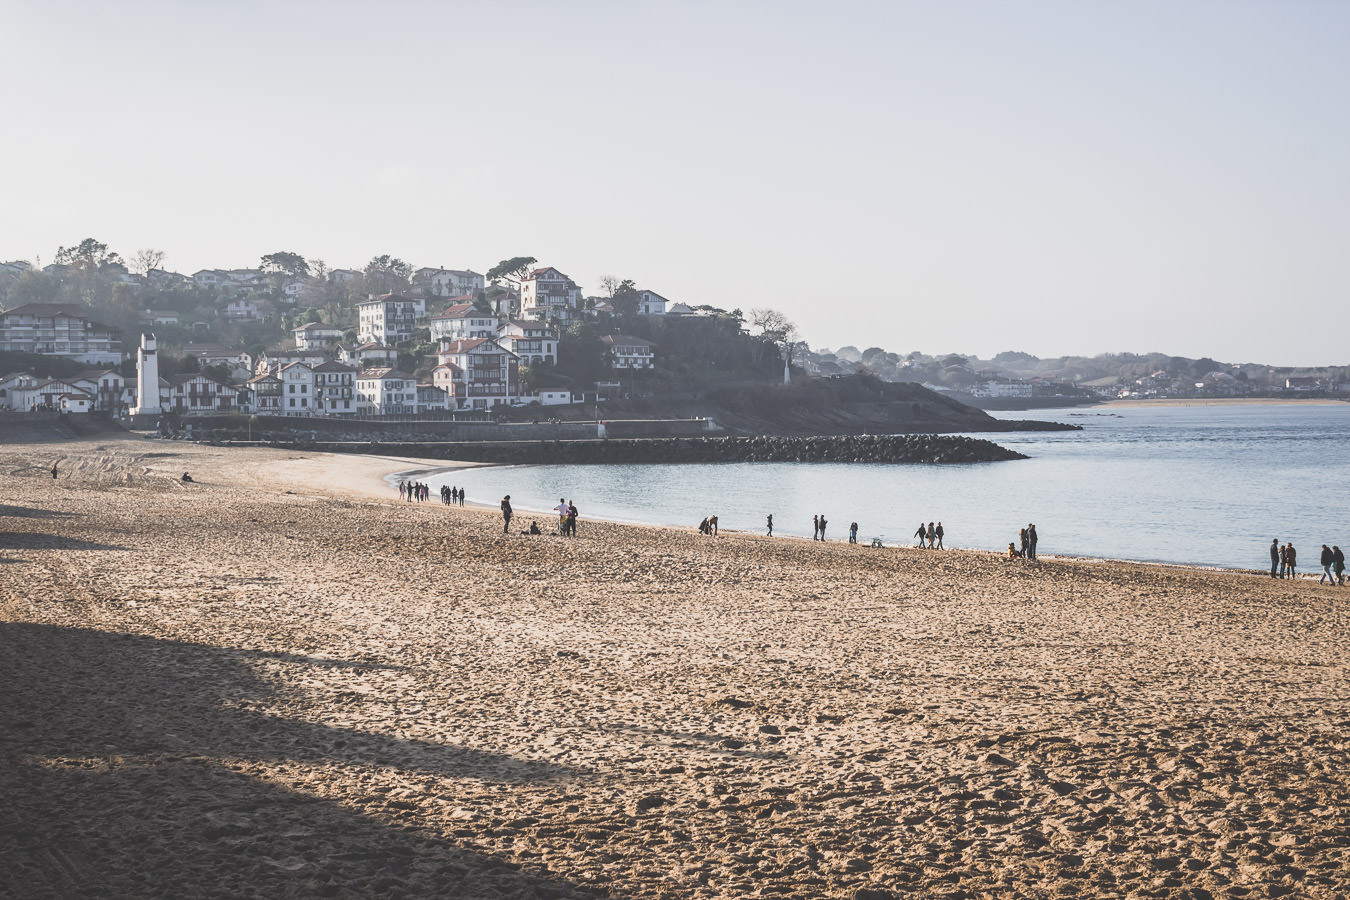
417,402 -> 1350,571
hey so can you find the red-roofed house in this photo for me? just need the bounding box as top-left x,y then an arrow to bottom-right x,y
520,267 -> 582,325
435,339 -> 521,409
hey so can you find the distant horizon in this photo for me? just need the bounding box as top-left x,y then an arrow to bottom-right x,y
5,2 -> 1347,368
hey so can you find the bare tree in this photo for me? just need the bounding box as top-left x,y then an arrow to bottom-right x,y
130,248 -> 166,274
598,274 -> 621,298
749,307 -> 802,367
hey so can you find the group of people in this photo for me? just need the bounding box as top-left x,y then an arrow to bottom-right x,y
440,485 -> 465,506
1271,539 -> 1345,584
698,515 -> 719,535
554,498 -> 581,537
399,481 -> 432,503
1009,524 -> 1039,560
812,515 -> 829,540
913,522 -> 945,549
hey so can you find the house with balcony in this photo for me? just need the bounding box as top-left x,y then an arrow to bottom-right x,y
193,348 -> 254,380
70,369 -> 127,413
255,348 -> 327,376
497,320 -> 558,366
244,372 -> 283,414
357,293 -> 421,345
434,338 -> 521,409
600,334 -> 655,369
312,360 -> 358,415
166,373 -> 235,414
519,267 -> 582,325
355,368 -> 419,415
0,303 -> 124,365
428,301 -> 499,342
416,383 -> 452,413
224,298 -> 261,320
293,322 -> 345,351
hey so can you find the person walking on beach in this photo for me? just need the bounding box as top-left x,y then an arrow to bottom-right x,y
1270,538 -> 1281,578
1320,545 -> 1336,584
818,515 -> 827,541
915,523 -> 928,548
935,522 -> 944,550
1334,545 -> 1345,585
500,495 -> 513,533
555,498 -> 569,530
51,462 -> 58,479
926,522 -> 936,549
565,501 -> 578,537
812,515 -> 820,540
1284,542 -> 1297,579
766,514 -> 773,537
1018,527 -> 1028,558
1027,524 -> 1039,561
849,522 -> 858,544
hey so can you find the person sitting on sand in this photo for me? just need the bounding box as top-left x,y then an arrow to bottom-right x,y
527,521 -> 541,535
181,472 -> 193,483
1007,542 -> 1018,560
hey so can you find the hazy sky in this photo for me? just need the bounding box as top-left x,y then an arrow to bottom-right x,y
4,1 -> 1347,366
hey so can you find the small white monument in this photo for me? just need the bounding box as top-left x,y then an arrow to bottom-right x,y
132,333 -> 163,416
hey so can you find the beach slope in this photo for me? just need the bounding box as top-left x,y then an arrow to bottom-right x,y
3,437 -> 1348,898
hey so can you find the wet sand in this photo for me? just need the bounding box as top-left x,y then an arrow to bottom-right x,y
3,436 -> 1349,899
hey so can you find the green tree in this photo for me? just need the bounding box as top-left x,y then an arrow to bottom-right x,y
486,256 -> 537,285
611,279 -> 640,327
260,251 -> 310,281
363,255 -> 413,294
54,238 -> 123,269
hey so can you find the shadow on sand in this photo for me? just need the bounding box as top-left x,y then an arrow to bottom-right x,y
0,624 -> 602,899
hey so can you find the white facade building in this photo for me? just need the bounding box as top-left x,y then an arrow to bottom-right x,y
519,267 -> 582,325
280,361 -> 317,415
0,303 -> 124,365
355,368 -> 419,415
427,302 -> 499,342
497,320 -> 558,366
357,293 -> 421,345
600,334 -> 655,369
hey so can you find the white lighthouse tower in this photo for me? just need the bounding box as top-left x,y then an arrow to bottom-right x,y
133,333 -> 163,416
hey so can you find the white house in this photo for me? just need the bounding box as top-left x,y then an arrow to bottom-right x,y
312,360 -> 358,415
412,268 -> 486,298
280,361 -> 317,415
330,268 -> 361,283
600,334 -> 655,369
224,298 -> 261,320
0,372 -> 38,409
165,373 -> 236,414
428,301 -> 499,342
357,293 -> 421,345
336,341 -> 398,368
635,289 -> 669,316
519,267 -> 582,325
0,303 -> 124,365
534,389 -> 573,406
194,348 -> 254,380
355,367 -> 418,415
497,320 -> 558,366
256,348 -> 326,375
59,392 -> 92,414
143,309 -> 180,326
70,369 -> 127,413
970,381 -> 1034,399
434,338 -> 521,409
293,322 -> 345,351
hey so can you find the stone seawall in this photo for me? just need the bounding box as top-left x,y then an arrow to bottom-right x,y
246,434 -> 1028,465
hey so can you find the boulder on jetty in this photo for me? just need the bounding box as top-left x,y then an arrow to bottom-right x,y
257,434 -> 1028,465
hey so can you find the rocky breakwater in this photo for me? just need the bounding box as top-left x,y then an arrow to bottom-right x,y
292,433 -> 1029,464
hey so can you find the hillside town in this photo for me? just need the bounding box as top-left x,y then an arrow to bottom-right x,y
1,241 -> 1346,418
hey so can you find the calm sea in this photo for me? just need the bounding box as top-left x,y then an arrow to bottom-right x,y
411,402 -> 1350,571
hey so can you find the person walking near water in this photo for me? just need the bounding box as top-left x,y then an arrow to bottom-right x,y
1284,542 -> 1297,579
1334,545 -> 1345,585
555,498 -> 569,531
915,523 -> 928,548
766,514 -> 773,537
818,515 -> 827,541
1027,524 -> 1039,561
925,522 -> 936,549
813,515 -> 820,540
1270,539 -> 1281,578
500,495 -> 513,534
935,522 -> 944,550
1018,527 -> 1028,558
849,522 -> 858,544
1320,545 -> 1336,584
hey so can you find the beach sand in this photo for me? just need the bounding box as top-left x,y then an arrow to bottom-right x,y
3,436 -> 1349,899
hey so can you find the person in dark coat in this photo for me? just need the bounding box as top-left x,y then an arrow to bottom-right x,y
1270,538 -> 1281,578
1334,546 -> 1345,585
1320,545 -> 1336,585
500,495 -> 513,533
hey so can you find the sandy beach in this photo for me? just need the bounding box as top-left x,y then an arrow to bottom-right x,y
3,435 -> 1349,899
